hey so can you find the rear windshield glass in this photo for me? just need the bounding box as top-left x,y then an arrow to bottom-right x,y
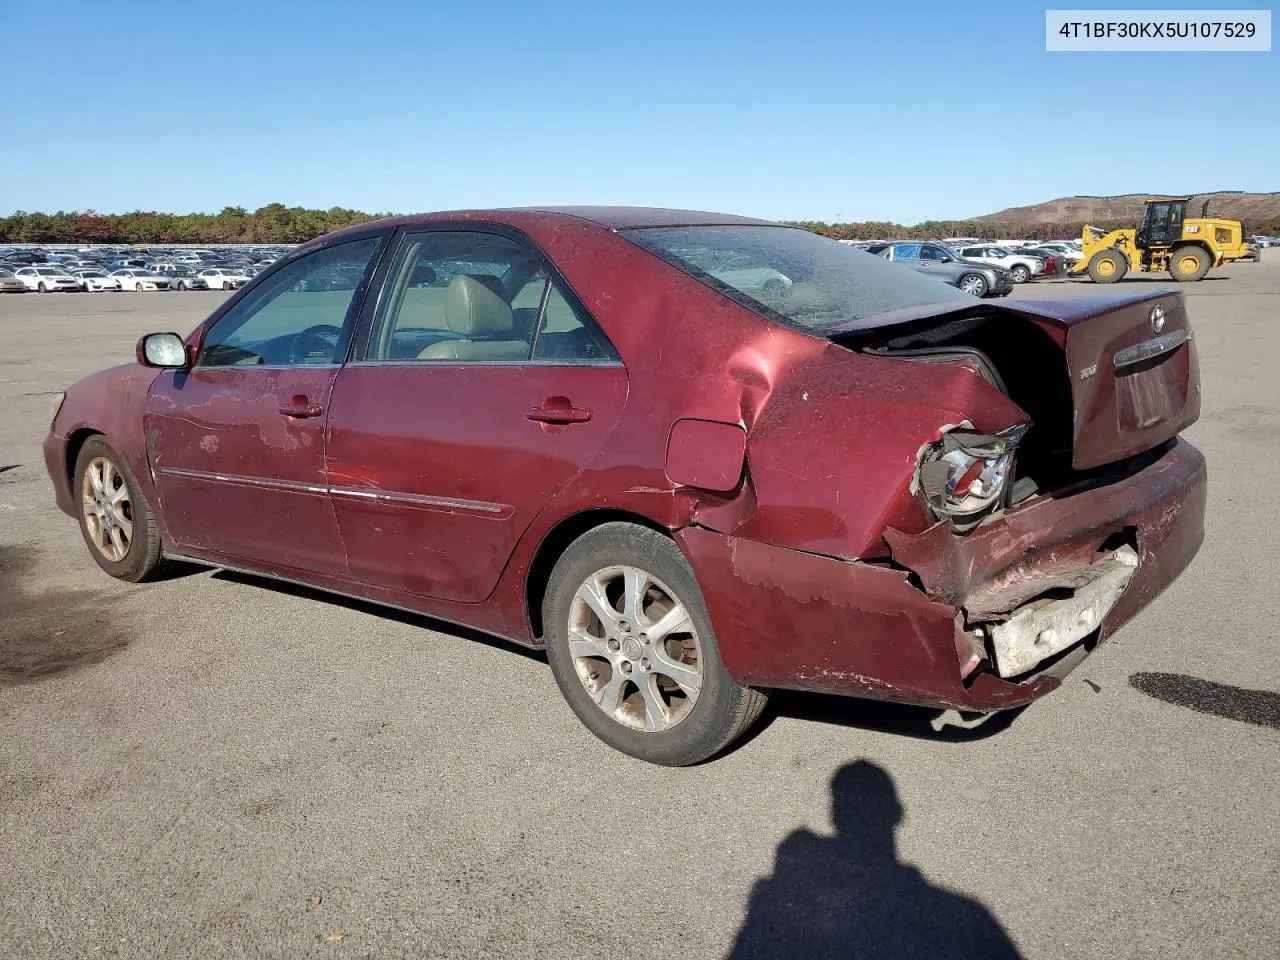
621,225 -> 970,332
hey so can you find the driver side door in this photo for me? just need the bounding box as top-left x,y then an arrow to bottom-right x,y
145,234 -> 386,576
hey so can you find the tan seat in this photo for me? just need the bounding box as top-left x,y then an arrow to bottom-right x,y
418,275 -> 529,361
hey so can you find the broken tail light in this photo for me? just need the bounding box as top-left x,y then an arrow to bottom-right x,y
915,423 -> 1029,530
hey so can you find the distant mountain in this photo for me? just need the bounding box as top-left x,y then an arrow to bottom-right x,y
974,191 -> 1280,224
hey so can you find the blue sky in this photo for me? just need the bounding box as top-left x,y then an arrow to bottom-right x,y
1,0 -> 1274,222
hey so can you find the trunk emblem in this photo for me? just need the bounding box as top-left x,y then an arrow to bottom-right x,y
1150,305 -> 1166,333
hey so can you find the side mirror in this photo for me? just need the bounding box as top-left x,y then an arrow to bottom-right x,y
940,255 -> 954,263
137,332 -> 190,368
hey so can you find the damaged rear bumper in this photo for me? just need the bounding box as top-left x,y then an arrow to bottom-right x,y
677,438 -> 1206,713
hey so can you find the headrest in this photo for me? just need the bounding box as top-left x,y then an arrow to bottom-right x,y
462,273 -> 507,298
445,275 -> 514,337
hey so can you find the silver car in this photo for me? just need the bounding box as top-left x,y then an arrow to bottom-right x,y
871,242 -> 1014,298
0,268 -> 28,293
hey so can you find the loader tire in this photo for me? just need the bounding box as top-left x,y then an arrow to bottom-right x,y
1170,246 -> 1211,282
1086,250 -> 1127,283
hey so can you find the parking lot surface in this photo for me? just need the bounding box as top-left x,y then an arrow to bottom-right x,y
2,266 -> 1278,959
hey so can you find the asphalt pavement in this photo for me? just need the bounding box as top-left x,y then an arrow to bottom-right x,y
1,260 -> 1277,959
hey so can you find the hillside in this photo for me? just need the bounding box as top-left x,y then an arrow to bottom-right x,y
975,191 -> 1280,225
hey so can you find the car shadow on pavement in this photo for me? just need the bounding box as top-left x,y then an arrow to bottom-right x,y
728,760 -> 1023,959
209,570 -> 546,663
738,689 -> 1022,751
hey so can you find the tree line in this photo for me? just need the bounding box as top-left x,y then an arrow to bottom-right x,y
3,205 -> 1278,246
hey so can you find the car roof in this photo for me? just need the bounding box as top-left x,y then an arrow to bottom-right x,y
320,206 -> 777,243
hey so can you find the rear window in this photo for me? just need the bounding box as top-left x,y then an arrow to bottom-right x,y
623,226 -> 969,332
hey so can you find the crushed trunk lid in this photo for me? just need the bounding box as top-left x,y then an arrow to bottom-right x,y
827,288 -> 1200,471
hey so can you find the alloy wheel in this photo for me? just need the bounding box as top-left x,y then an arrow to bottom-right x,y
960,275 -> 985,296
567,564 -> 702,732
81,457 -> 134,562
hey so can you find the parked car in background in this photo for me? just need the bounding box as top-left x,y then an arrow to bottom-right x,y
0,268 -> 28,292
199,267 -> 248,290
42,207 -> 1208,766
71,269 -> 123,292
166,267 -> 209,291
874,241 -> 1013,297
14,266 -> 81,292
955,244 -> 1047,283
1025,243 -> 1082,268
708,257 -> 793,297
110,269 -> 171,292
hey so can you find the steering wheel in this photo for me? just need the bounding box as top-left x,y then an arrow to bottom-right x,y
288,324 -> 343,364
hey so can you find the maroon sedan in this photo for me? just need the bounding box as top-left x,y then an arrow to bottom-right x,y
44,209 -> 1206,765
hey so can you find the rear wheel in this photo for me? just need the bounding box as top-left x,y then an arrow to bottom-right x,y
1170,245 -> 1211,282
543,523 -> 768,765
958,273 -> 988,297
1010,264 -> 1030,283
74,437 -> 171,582
1087,250 -> 1127,283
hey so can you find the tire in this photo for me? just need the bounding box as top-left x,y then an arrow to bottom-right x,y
37,281 -> 47,293
543,523 -> 769,766
73,437 -> 171,582
177,280 -> 187,291
958,273 -> 988,297
1010,264 -> 1030,283
135,282 -> 144,292
1170,245 -> 1211,282
1087,250 -> 1127,283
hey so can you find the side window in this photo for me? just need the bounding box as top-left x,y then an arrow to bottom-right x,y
531,282 -> 612,361
365,229 -> 613,363
197,236 -> 380,368
918,245 -> 944,261
893,244 -> 921,261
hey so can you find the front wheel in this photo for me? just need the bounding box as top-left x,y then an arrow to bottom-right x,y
74,437 -> 171,582
1170,246 -> 1211,282
1087,250 -> 1127,283
543,523 -> 768,765
37,281 -> 47,293
176,280 -> 187,291
135,282 -> 144,292
958,273 -> 988,297
1010,264 -> 1030,283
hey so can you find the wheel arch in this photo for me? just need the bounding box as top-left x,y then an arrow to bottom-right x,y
524,508 -> 673,641
64,427 -> 104,491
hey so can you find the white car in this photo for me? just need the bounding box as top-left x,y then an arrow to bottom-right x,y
954,244 -> 1047,283
198,268 -> 248,290
110,268 -> 172,292
71,269 -> 123,292
13,266 -> 81,292
708,257 -> 793,297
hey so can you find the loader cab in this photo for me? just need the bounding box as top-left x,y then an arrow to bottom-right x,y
1137,198 -> 1188,248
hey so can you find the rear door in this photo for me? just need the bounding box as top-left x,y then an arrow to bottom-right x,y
325,226 -> 628,603
145,234 -> 386,574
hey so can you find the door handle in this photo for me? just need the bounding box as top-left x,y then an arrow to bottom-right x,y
527,400 -> 592,425
278,395 -> 325,418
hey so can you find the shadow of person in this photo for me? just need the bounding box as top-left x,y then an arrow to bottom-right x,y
729,761 -> 1022,959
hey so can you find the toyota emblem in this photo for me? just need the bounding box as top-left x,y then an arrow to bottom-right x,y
1150,305 -> 1166,334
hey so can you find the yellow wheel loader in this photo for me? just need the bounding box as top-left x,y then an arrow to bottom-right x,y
1071,197 -> 1250,283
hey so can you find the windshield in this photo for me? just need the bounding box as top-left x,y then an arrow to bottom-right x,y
622,225 -> 970,331
36,267 -> 70,276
